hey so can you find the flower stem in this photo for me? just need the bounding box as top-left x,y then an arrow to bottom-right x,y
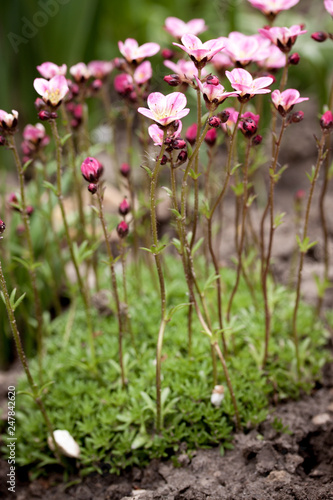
190,68 -> 202,249
50,119 -> 96,370
96,186 -> 126,388
292,132 -> 327,379
8,135 -> 44,383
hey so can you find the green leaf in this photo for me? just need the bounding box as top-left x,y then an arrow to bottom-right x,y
131,434 -> 149,450
306,165 -> 316,183
296,235 -> 317,253
161,186 -> 172,197
12,256 -> 31,270
43,181 -> 58,196
191,237 -> 204,256
60,133 -> 72,146
189,169 -> 201,180
274,212 -> 285,229
167,302 -> 191,320
203,272 -> 220,291
139,246 -> 153,254
13,292 -> 26,311
141,165 -> 152,178
169,208 -> 182,220
171,238 -> 181,252
231,163 -> 241,175
231,182 -> 244,197
22,159 -> 33,173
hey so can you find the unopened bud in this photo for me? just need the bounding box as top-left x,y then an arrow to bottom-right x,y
185,123 -> 197,145
204,128 -> 217,146
288,53 -> 300,65
38,110 -> 51,121
81,157 -> 103,183
159,154 -> 168,165
172,138 -> 187,149
295,189 -> 305,202
241,118 -> 257,137
88,183 -> 97,194
211,385 -> 225,407
291,110 -> 304,123
320,110 -> 333,129
161,48 -> 174,60
0,219 -> 5,235
208,116 -> 221,128
50,112 -> 58,120
117,220 -> 129,239
0,136 -> 6,146
119,198 -> 130,216
311,31 -> 328,42
252,134 -> 263,146
177,150 -> 187,163
34,97 -> 46,111
206,75 -> 220,86
120,163 -> 131,178
219,110 -> 231,123
26,205 -> 34,216
164,74 -> 181,87
91,79 -> 103,92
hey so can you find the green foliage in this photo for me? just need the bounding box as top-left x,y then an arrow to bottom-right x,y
4,256 -> 330,476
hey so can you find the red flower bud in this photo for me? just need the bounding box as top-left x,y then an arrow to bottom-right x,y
26,205 -> 34,216
177,150 -> 188,163
172,139 -> 187,149
161,48 -> 174,60
219,110 -> 230,123
252,134 -> 263,146
159,154 -> 168,165
8,193 -> 20,211
117,220 -> 129,238
208,116 -> 221,128
288,53 -> 300,65
119,198 -> 131,216
164,74 -> 181,87
38,111 -> 51,121
291,111 -> 304,123
88,183 -> 97,194
320,110 -> 333,129
185,123 -> 198,145
240,118 -> 257,137
295,189 -> 305,201
114,74 -> 133,95
204,128 -> 217,146
120,163 -> 131,178
81,157 -> 103,183
0,136 -> 6,146
206,75 -> 220,86
50,112 -> 58,120
0,219 -> 5,235
91,79 -> 103,92
34,97 -> 46,111
311,31 -> 328,42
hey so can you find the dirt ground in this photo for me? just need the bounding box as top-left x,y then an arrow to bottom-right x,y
1,99 -> 333,499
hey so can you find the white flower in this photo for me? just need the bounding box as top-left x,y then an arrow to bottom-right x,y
210,385 -> 225,407
48,429 -> 80,458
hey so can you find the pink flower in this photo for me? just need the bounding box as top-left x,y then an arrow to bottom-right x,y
247,0 -> 300,16
138,92 -> 190,127
118,38 -> 160,63
221,32 -> 269,66
117,220 -> 129,239
258,25 -> 307,53
114,74 -> 133,95
164,17 -> 207,39
320,110 -> 333,129
164,59 -> 205,81
148,120 -> 183,145
256,43 -> 286,69
185,123 -> 198,144
0,110 -> 18,130
225,68 -> 273,100
210,52 -> 233,72
133,61 -> 152,84
195,76 -> 239,109
325,0 -> 333,16
34,75 -> 69,107
173,34 -> 224,68
23,123 -> 47,144
221,107 -> 239,133
69,63 -> 91,82
36,62 -> 67,79
87,60 -> 114,79
271,89 -> 309,115
81,157 -> 103,183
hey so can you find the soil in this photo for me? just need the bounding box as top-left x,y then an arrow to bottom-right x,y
1,101 -> 333,499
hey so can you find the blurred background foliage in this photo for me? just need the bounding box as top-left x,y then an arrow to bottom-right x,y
0,0 -> 333,366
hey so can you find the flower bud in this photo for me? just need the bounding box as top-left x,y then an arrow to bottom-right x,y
320,110 -> 333,129
288,53 -> 300,65
219,109 -> 230,123
291,110 -> 304,123
185,123 -> 197,145
91,79 -> 103,92
295,189 -> 305,202
0,136 -> 6,146
34,97 -> 46,111
159,154 -> 168,165
163,74 -> 181,87
161,48 -> 174,60
16,224 -> 25,235
177,150 -> 188,163
8,193 -> 20,211
88,183 -> 97,194
311,31 -> 328,42
119,198 -> 131,216
120,163 -> 131,178
252,134 -> 263,146
50,112 -> 58,120
81,157 -> 103,183
204,128 -> 217,146
208,116 -> 221,128
117,220 -> 129,239
0,219 -> 5,235
38,110 -> 51,121
26,205 -> 34,216
211,385 -> 224,407
206,75 -> 220,86
172,138 -> 187,150
240,118 -> 257,137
